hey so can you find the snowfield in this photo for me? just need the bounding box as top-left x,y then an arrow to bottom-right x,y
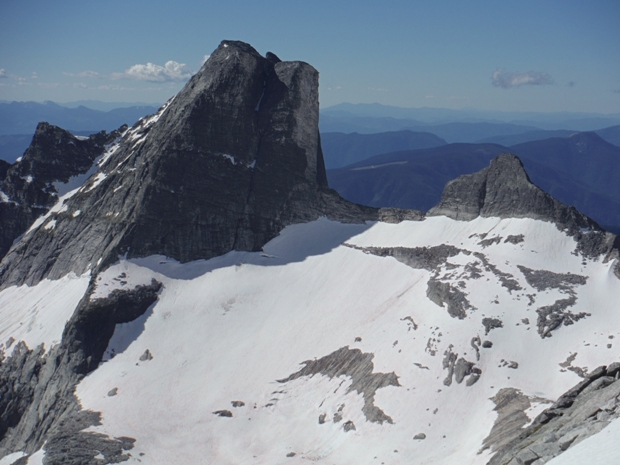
2,216 -> 620,464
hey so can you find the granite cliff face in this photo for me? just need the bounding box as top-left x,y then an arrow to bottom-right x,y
0,41 -> 400,289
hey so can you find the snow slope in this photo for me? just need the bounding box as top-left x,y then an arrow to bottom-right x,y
30,215 -> 615,464
2,214 -> 619,463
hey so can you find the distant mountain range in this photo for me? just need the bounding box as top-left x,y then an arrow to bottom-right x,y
322,102 -> 620,130
0,101 -> 159,136
319,113 -> 543,142
327,132 -> 620,234
321,130 -> 446,169
58,100 -> 163,111
0,101 -> 159,161
478,125 -> 620,147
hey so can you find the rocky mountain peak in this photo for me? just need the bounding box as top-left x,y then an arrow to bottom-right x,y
0,41 -> 382,289
0,123 -> 121,261
428,153 -> 620,261
429,153 -> 595,229
13,122 -> 122,186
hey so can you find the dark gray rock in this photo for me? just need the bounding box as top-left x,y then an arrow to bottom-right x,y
504,234 -> 524,244
43,410 -> 135,465
481,388 -> 534,458
473,252 -> 521,292
427,278 -> 474,319
482,318 -> 504,335
536,297 -> 590,338
454,358 -> 475,384
517,266 -> 587,293
139,349 -> 153,361
343,420 -> 356,432
213,410 -> 233,418
348,244 -> 462,271
442,348 -> 458,386
471,336 -> 482,361
479,236 -> 502,248
0,343 -> 46,441
516,265 -> 590,338
278,346 -> 399,424
466,374 -> 481,386
413,433 -> 426,440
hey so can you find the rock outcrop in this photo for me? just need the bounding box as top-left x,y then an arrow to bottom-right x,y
488,364 -> 620,465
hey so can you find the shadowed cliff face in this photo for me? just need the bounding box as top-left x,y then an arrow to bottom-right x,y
0,41 -> 379,289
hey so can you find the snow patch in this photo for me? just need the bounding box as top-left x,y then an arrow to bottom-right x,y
26,188 -> 80,235
0,190 -> 15,204
82,172 -> 107,192
0,452 -> 27,465
0,271 -> 90,356
44,219 -> 56,230
222,154 -> 237,165
25,449 -> 45,465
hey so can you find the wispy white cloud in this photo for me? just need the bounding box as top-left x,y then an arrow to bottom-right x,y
0,68 -> 7,78
492,68 -> 554,89
37,82 -> 60,88
73,82 -> 87,89
202,55 -> 210,65
63,70 -> 102,79
31,72 -> 38,79
64,60 -> 193,84
97,84 -> 136,91
368,86 -> 388,92
113,61 -> 193,82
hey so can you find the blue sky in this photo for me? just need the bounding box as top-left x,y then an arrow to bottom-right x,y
1,0 -> 619,113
